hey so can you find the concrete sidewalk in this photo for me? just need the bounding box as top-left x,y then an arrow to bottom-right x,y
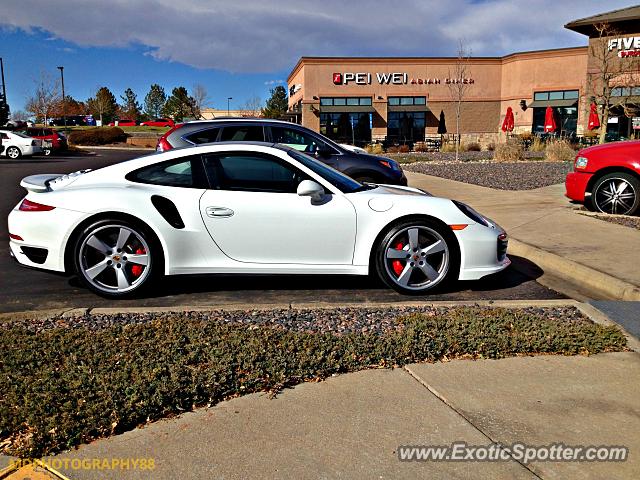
25,352 -> 637,480
406,172 -> 640,299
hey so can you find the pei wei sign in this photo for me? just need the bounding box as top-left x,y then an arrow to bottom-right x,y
333,72 -> 474,85
607,36 -> 640,58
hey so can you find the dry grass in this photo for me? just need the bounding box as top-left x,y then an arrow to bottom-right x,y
545,138 -> 577,162
365,143 -> 384,155
494,140 -> 525,162
529,137 -> 546,152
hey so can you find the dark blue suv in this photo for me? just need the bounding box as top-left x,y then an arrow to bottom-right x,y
157,118 -> 407,185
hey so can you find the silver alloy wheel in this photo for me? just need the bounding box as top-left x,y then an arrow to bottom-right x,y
6,147 -> 20,159
383,225 -> 449,291
78,224 -> 151,294
594,177 -> 637,215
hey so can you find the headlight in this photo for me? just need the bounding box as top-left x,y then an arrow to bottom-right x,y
575,156 -> 588,169
453,200 -> 491,227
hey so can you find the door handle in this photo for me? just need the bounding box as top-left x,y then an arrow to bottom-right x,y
205,206 -> 234,218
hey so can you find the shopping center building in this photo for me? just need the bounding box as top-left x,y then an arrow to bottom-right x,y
286,6 -> 640,146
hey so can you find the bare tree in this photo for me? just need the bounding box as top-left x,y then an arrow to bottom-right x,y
238,95 -> 262,117
25,71 -> 60,125
446,40 -> 472,161
191,84 -> 210,119
11,110 -> 28,122
588,22 -> 640,144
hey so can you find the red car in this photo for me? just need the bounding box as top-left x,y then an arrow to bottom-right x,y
141,118 -> 175,128
108,119 -> 137,126
566,140 -> 640,215
21,127 -> 67,156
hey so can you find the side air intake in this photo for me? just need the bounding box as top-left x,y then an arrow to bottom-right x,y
151,195 -> 185,229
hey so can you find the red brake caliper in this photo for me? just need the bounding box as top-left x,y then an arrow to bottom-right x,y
392,242 -> 405,276
131,247 -> 145,277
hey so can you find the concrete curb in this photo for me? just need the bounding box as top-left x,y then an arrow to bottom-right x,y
508,238 -> 640,301
76,145 -> 154,151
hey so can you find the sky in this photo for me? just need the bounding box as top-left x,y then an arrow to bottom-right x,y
0,0 -> 634,115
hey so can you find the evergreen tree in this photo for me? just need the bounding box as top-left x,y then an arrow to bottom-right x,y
144,84 -> 167,119
261,86 -> 288,118
120,88 -> 141,120
161,86 -> 197,121
86,87 -> 117,124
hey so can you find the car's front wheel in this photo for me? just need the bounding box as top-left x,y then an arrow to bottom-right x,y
6,146 -> 21,159
375,219 -> 459,295
592,172 -> 640,215
73,219 -> 161,298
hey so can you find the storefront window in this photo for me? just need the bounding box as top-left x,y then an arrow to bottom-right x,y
388,96 -> 427,106
320,112 -> 372,145
532,107 -> 577,136
320,97 -> 372,106
534,89 -> 579,101
387,112 -> 426,142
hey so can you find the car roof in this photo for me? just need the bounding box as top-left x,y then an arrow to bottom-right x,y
184,118 -> 296,126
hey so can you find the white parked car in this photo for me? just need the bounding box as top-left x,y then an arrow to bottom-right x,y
0,130 -> 43,159
8,143 -> 509,298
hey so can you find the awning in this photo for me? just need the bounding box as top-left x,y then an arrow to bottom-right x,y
528,99 -> 578,108
387,104 -> 430,112
318,105 -> 376,113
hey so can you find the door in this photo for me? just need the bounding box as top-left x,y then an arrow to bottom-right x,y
199,151 -> 356,265
268,125 -> 340,169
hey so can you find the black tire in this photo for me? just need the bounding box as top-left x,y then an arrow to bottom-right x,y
375,219 -> 460,295
6,146 -> 21,159
73,218 -> 163,298
592,172 -> 640,216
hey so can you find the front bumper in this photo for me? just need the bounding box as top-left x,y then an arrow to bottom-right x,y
565,171 -> 594,202
455,223 -> 510,281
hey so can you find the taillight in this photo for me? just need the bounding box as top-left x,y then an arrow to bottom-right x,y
19,199 -> 55,211
157,136 -> 173,152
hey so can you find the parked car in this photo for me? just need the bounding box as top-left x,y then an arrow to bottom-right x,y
108,119 -> 137,127
21,127 -> 67,156
49,116 -> 88,127
4,120 -> 27,129
9,143 -> 508,298
141,118 -> 175,128
565,140 -> 640,215
0,130 -> 43,158
157,119 -> 407,185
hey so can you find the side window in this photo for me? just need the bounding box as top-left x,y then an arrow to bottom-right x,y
126,156 -> 205,188
270,127 -> 333,154
204,153 -> 309,193
219,125 -> 265,142
184,127 -> 219,144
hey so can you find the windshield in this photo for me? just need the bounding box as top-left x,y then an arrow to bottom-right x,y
287,150 -> 365,193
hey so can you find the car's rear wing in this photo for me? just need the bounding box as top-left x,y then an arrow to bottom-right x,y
20,170 -> 91,193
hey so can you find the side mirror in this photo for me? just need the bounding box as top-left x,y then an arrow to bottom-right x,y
297,180 -> 325,201
314,148 -> 333,159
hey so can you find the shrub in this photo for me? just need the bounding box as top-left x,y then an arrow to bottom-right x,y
385,145 -> 400,153
413,141 -> 429,152
440,142 -> 456,153
68,127 -> 127,145
486,142 -> 496,151
518,131 -> 533,141
398,144 -> 410,153
529,137 -> 545,152
494,139 -> 524,162
545,138 -> 576,162
465,142 -> 481,151
366,143 -> 383,155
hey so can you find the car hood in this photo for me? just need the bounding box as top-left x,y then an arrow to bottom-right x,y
366,184 -> 431,196
580,139 -> 640,155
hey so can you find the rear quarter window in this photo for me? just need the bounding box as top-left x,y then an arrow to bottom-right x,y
126,156 -> 207,188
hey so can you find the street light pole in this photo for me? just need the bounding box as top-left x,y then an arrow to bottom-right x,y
57,66 -> 66,129
227,97 -> 232,116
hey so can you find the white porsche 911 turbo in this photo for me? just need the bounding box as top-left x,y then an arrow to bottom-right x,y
8,143 -> 509,298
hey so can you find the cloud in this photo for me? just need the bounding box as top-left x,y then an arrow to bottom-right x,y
264,79 -> 284,85
0,0 -> 632,74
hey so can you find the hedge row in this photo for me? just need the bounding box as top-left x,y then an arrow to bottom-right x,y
67,127 -> 127,145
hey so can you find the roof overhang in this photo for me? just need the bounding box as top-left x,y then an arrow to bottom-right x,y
388,105 -> 430,112
528,99 -> 578,108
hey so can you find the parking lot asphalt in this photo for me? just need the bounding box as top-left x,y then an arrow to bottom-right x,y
0,149 -> 565,313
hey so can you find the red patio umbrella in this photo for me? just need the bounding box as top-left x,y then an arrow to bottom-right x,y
501,106 -> 514,132
588,103 -> 600,130
543,106 -> 557,133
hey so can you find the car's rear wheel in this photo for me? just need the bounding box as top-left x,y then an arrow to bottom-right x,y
73,219 -> 161,298
6,146 -> 21,159
375,219 -> 459,295
592,172 -> 640,215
